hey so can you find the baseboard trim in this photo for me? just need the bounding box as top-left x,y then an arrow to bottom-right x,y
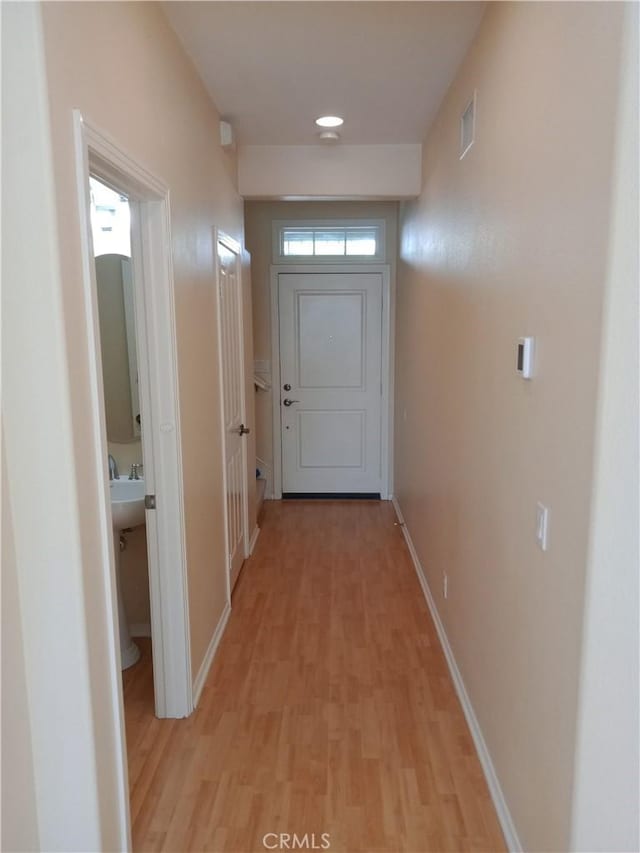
249,525 -> 261,555
129,622 -> 151,638
392,497 -> 523,853
192,602 -> 231,709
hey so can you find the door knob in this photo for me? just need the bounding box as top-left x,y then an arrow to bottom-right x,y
283,399 -> 299,407
237,423 -> 250,435
283,383 -> 291,391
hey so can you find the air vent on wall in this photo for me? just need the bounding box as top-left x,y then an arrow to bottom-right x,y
460,92 -> 476,159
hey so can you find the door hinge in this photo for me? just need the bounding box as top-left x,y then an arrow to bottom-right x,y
145,494 -> 156,510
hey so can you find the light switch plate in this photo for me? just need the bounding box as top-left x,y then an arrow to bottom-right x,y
517,336 -> 535,379
536,502 -> 549,551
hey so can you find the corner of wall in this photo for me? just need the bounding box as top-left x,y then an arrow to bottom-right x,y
569,5 -> 640,848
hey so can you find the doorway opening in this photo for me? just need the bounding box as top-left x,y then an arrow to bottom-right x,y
74,113 -> 193,763
270,264 -> 393,500
90,176 -> 148,673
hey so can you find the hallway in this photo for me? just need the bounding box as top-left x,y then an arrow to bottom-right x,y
124,501 -> 505,852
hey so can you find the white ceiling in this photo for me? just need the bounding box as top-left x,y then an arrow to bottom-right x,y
163,2 -> 485,146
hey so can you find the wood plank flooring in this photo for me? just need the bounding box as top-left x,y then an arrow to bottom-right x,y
123,500 -> 506,852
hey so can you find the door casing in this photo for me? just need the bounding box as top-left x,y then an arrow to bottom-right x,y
73,110 -> 194,850
270,263 -> 393,500
74,111 -> 193,730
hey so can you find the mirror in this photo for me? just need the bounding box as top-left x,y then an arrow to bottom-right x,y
95,253 -> 141,443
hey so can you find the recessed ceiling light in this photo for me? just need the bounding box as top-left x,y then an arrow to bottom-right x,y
315,116 -> 344,128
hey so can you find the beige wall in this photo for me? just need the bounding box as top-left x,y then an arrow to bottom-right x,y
394,3 -> 625,851
119,526 -> 151,631
40,1 -> 245,681
244,200 -> 398,486
113,254 -> 257,640
108,439 -> 143,475
239,144 -> 421,198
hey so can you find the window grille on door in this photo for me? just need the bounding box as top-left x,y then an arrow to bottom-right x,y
273,220 -> 385,263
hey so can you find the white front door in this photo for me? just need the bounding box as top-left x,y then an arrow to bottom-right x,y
217,234 -> 249,589
278,272 -> 383,495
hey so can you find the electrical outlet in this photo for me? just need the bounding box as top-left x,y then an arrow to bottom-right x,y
536,502 -> 549,551
443,572 -> 448,599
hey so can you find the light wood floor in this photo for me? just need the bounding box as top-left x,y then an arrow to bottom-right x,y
123,500 -> 506,853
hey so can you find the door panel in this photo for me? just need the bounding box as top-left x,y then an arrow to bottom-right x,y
217,238 -> 248,588
297,292 -> 364,388
298,410 -> 365,468
279,273 -> 382,494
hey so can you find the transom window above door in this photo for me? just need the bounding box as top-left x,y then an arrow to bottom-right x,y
273,220 -> 385,263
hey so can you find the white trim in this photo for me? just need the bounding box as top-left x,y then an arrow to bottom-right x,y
192,602 -> 231,708
74,112 -> 192,723
72,113 -> 131,853
269,262 -> 283,498
214,234 -> 232,609
270,263 -> 393,500
380,268 -> 393,500
272,218 -> 386,264
392,497 -> 522,853
248,525 -> 261,555
130,623 -> 152,638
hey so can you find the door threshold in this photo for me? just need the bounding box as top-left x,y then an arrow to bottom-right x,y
282,492 -> 381,500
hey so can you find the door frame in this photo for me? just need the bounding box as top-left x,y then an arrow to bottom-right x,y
269,263 -> 393,500
214,229 -> 250,596
73,112 -> 193,723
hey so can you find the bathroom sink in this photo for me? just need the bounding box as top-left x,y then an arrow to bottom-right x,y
110,477 -> 146,530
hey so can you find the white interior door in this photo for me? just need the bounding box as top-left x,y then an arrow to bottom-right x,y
278,272 -> 383,495
217,234 -> 249,589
